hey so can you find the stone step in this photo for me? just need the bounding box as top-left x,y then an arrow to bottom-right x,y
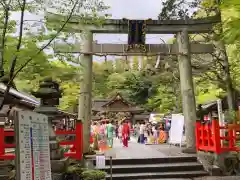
0,175 -> 9,180
137,179 -> 191,180
94,156 -> 197,166
101,162 -> 204,174
105,170 -> 208,180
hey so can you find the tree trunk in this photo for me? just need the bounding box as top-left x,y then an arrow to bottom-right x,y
218,41 -> 235,111
215,1 -> 236,112
177,29 -> 197,153
78,31 -> 93,153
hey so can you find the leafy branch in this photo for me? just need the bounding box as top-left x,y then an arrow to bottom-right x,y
0,0 -> 80,109
0,0 -> 12,77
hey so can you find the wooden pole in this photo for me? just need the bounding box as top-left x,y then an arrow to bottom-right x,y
177,29 -> 197,153
78,31 -> 93,153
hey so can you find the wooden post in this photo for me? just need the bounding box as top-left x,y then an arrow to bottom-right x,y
177,29 -> 197,152
78,31 -> 93,153
0,124 -> 4,156
75,121 -> 83,159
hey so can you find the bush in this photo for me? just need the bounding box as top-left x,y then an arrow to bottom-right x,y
64,164 -> 86,180
82,170 -> 106,180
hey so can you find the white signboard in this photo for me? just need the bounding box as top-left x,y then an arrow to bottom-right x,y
149,113 -> 164,123
96,155 -> 106,169
168,114 -> 184,147
217,99 -> 225,145
15,110 -> 52,180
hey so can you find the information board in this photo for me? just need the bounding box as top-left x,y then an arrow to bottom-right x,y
96,155 -> 106,169
15,110 -> 52,180
168,114 -> 184,147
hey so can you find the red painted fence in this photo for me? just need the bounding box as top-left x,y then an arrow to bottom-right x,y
0,122 -> 83,160
196,120 -> 240,154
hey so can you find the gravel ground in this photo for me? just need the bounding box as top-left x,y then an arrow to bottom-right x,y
194,176 -> 240,180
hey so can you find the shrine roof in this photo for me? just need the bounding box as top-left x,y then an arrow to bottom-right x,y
92,93 -> 144,112
92,99 -> 111,110
200,92 -> 240,112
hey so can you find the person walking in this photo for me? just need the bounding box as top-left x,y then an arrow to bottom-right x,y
122,121 -> 130,147
106,120 -> 114,148
135,123 -> 141,143
99,122 -> 105,140
152,124 -> 158,144
118,123 -> 123,143
139,122 -> 145,144
115,123 -> 119,138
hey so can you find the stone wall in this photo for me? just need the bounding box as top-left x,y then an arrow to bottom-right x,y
197,151 -> 240,175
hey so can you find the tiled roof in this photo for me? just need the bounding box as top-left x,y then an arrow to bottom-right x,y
92,94 -> 144,112
0,83 -> 76,118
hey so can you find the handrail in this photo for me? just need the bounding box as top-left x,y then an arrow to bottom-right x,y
196,120 -> 240,154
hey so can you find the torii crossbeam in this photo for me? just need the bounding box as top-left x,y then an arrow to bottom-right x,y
47,13 -> 220,34
53,43 -> 214,55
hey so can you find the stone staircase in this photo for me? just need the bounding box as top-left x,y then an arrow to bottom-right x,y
94,156 -> 208,180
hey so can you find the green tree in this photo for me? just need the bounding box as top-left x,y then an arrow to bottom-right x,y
159,0 -> 240,110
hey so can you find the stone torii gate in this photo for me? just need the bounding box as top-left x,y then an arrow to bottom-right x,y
47,13 -> 220,153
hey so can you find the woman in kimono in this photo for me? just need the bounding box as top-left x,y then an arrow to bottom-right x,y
98,121 -> 107,151
106,120 -> 114,148
122,121 -> 130,147
118,122 -> 123,143
158,123 -> 167,143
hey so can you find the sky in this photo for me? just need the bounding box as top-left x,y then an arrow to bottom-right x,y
11,0 -> 174,61
95,0 -> 173,44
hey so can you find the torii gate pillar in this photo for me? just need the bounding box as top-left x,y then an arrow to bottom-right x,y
78,31 -> 93,153
177,29 -> 197,153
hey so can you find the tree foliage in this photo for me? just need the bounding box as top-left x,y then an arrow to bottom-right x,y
157,0 -> 240,110
2,0 -> 240,115
0,0 -> 109,111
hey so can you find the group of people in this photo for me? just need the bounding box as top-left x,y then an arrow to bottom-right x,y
90,118 -> 172,149
90,119 -> 131,149
133,121 -> 171,144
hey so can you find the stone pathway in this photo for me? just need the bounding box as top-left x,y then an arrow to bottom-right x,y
104,137 -> 166,159
104,137 -> 195,159
136,176 -> 240,180
147,143 -> 195,157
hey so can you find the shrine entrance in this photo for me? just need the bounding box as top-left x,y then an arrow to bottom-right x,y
48,13 -> 221,153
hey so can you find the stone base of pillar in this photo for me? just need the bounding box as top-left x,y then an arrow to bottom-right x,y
50,142 -> 64,160
51,173 -> 64,180
51,158 -> 69,173
0,161 -> 13,180
0,175 -> 9,180
50,142 -> 69,175
181,147 -> 196,154
50,149 -> 63,160
51,159 -> 69,180
197,151 -> 223,176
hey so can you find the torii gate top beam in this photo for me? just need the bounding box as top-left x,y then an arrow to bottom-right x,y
46,13 -> 221,34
